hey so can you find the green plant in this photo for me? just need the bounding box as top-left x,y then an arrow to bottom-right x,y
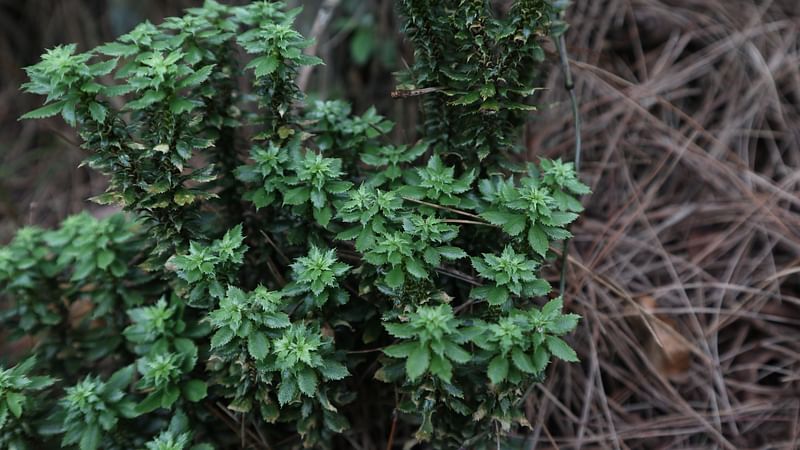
3,1 -> 586,448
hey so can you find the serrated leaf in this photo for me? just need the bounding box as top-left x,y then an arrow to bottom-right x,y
88,102 -> 107,123
511,348 -> 536,373
385,266 -> 405,288
247,331 -> 269,360
246,55 -> 278,77
545,336 -> 579,362
211,327 -> 234,348
283,186 -> 310,205
406,345 -> 430,381
6,392 -> 24,418
528,224 -> 549,257
296,367 -> 318,396
487,355 -> 509,384
481,210 -> 526,236
277,379 -> 297,405
178,64 -> 215,88
437,246 -> 467,259
20,101 -> 66,120
532,346 -> 549,372
383,341 -> 417,358
96,42 -> 138,57
319,361 -> 349,380
405,258 -> 428,279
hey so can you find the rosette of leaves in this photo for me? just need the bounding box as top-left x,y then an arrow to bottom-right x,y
170,224 -> 247,307
399,154 -> 477,207
208,285 -> 290,360
305,101 -> 394,167
134,344 -> 207,414
282,151 -> 353,227
235,141 -> 290,209
336,185 -> 404,251
0,227 -> 62,335
361,213 -> 468,290
47,367 -> 137,450
283,246 -> 350,308
478,160 -> 589,257
123,295 -> 210,356
267,323 -> 349,405
260,323 -> 351,445
0,358 -> 55,449
360,141 -> 428,188
144,411 -> 213,450
473,299 -> 580,395
382,304 -> 472,383
470,245 -> 551,306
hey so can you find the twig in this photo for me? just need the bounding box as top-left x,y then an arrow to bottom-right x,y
385,409 -> 398,450
553,23 -> 582,297
296,0 -> 340,91
390,86 -> 443,98
401,196 -> 485,220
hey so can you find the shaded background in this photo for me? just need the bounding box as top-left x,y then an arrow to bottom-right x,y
2,0 -> 800,448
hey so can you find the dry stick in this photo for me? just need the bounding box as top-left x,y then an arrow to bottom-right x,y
401,196 -> 485,220
296,0 -> 340,92
554,29 -> 582,297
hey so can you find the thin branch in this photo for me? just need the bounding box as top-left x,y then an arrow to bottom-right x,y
553,24 -> 582,297
296,0 -> 340,91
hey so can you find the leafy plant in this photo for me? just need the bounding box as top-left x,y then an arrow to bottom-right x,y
3,1 -> 586,448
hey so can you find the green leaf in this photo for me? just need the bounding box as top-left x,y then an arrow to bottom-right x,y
429,354 -> 453,383
313,206 -> 333,227
532,346 -> 549,372
277,379 -> 297,406
319,361 -> 349,380
247,331 -> 269,360
96,42 -> 138,57
283,186 -> 310,205
88,102 -> 107,123
486,286 -> 509,306
79,423 -> 101,450
384,266 -> 405,288
246,55 -> 278,77
178,64 -> 215,88
20,101 -> 66,120
383,341 -> 417,358
405,258 -> 427,279
96,249 -> 114,270
487,355 -> 509,384
528,224 -> 549,257
210,327 -> 234,349
350,28 -> 374,65
437,246 -> 467,260
126,90 -> 165,110
296,367 -> 318,396
545,336 -> 579,362
443,342 -> 471,364
406,345 -> 430,381
542,297 -> 563,317
136,392 -> 162,414
182,379 -> 207,402
511,348 -> 537,374
6,392 -> 24,418
481,210 -> 526,236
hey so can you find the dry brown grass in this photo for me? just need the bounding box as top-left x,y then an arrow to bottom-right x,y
528,0 -> 800,448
